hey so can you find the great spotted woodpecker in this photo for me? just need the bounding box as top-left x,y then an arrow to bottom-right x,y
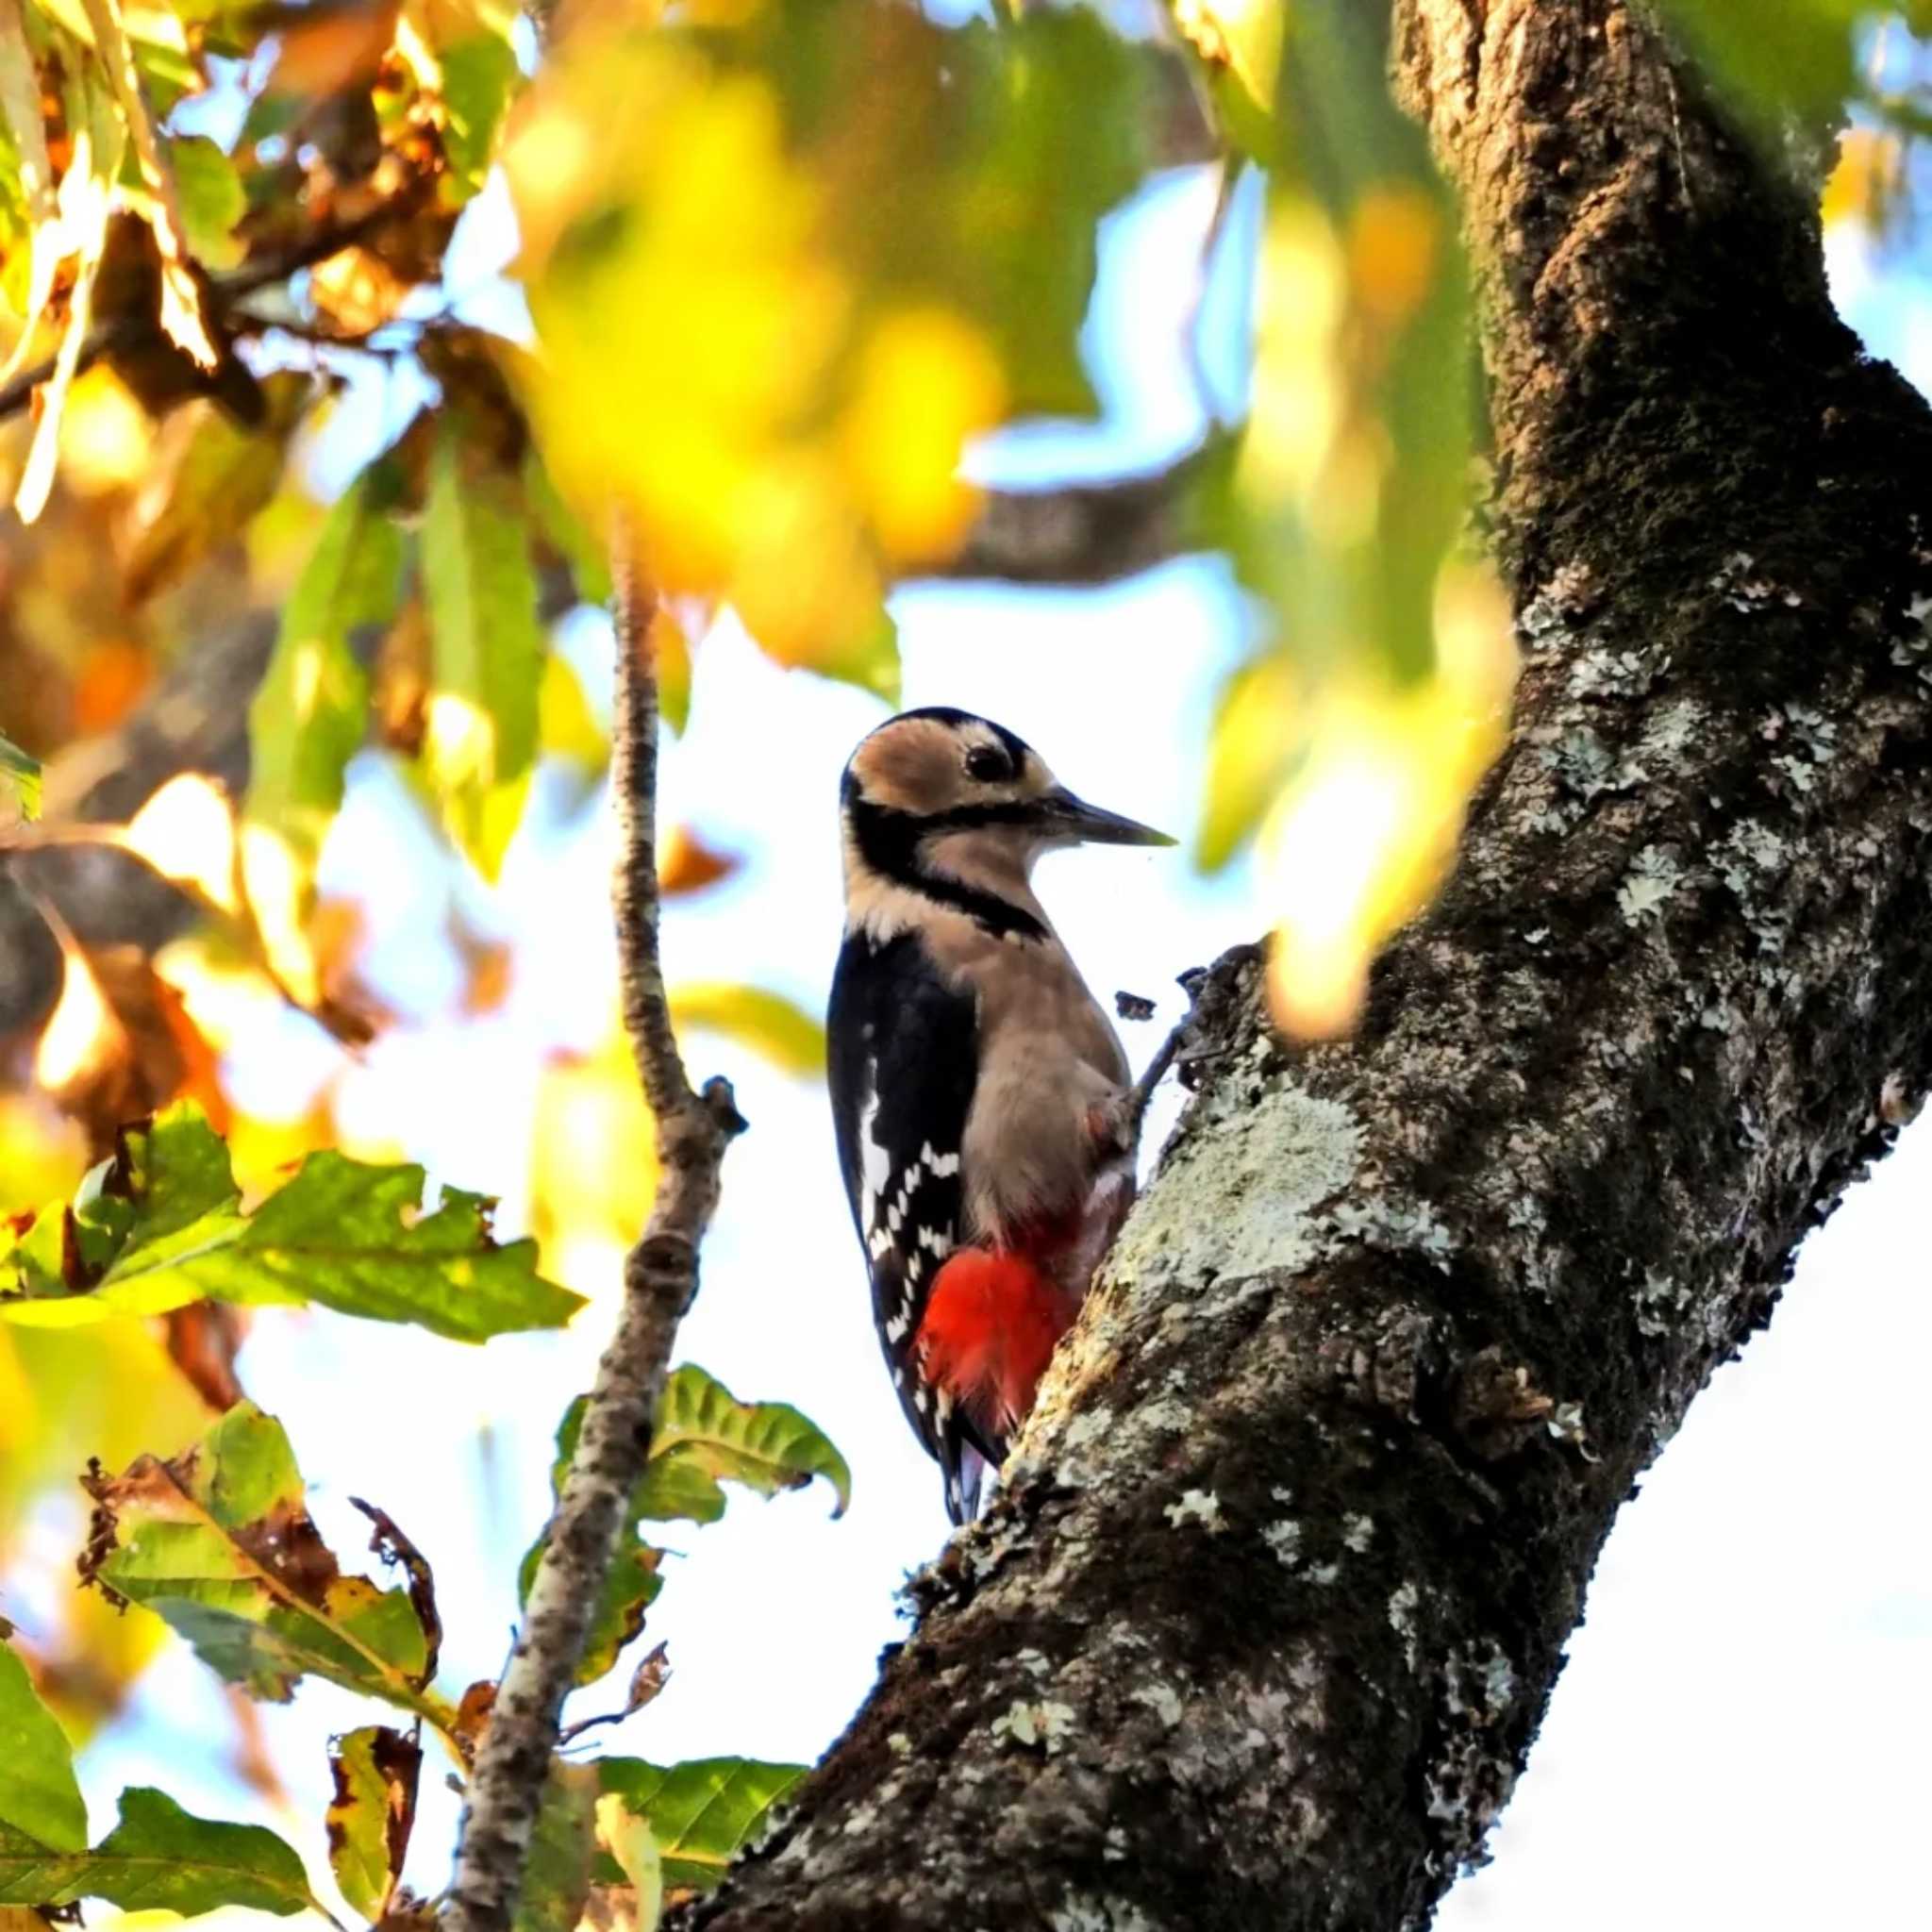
827,708 -> 1173,1523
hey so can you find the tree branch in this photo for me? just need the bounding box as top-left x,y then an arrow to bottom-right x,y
931,441 -> 1224,588
678,6 -> 1932,1926
443,525 -> 744,1932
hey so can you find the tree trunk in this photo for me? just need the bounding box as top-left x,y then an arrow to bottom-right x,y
687,6 -> 1932,1927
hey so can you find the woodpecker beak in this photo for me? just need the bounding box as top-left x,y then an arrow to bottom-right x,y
1041,787 -> 1176,848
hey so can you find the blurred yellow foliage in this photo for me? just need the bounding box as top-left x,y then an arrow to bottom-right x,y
1262,565 -> 1516,1038
531,1021 -> 658,1267
508,0 -> 1145,687
1822,127 -> 1905,236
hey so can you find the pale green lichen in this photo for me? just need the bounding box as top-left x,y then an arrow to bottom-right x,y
1618,843 -> 1683,924
1262,1519 -> 1303,1570
1132,1683 -> 1185,1727
1107,1083 -> 1361,1292
1389,1580 -> 1423,1672
1165,1489 -> 1225,1533
992,1700 -> 1077,1753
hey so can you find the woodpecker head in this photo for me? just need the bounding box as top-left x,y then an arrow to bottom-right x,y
841,708 -> 1172,927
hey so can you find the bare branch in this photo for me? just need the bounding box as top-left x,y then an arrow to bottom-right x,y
931,441 -> 1225,588
442,519 -> 745,1932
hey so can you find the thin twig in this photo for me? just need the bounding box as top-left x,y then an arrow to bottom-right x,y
441,516 -> 744,1932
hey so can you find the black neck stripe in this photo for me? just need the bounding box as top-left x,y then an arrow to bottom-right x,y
846,798 -> 1046,941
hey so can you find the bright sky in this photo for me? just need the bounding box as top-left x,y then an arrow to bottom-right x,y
37,144 -> 1932,1932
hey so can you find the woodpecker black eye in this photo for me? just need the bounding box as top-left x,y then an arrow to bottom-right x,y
964,745 -> 1011,783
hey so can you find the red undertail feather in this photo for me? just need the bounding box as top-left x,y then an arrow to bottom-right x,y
915,1247 -> 1071,1441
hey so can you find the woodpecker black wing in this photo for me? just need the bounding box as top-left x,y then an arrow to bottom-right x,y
827,928 -> 987,1520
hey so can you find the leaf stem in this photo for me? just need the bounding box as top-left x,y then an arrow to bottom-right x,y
441,514 -> 745,1932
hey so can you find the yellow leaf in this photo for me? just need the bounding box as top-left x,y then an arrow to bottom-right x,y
841,308 -> 1002,563
1821,127 -> 1904,236
669,982 -> 825,1078
1264,561 -> 1515,1039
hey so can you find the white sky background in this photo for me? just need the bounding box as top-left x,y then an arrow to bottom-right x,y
34,136 -> 1932,1932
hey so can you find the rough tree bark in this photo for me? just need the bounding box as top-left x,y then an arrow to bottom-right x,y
685,6 -> 1932,1928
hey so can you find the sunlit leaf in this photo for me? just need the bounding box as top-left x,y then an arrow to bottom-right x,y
80,1401 -> 457,1732
0,735 -> 41,825
641,1364 -> 850,1521
421,417 -> 546,878
530,1021 -> 658,1256
14,71 -> 123,523
125,376 -> 310,602
509,2 -> 1152,676
668,983 -> 824,1076
595,1757 -> 805,1895
244,467 -> 408,1004
76,0 -> 218,368
325,1725 -> 421,1923
1201,1 -> 1517,1037
0,1640 -> 87,1867
169,133 -> 246,269
522,1366 -> 846,1686
1,1642 -> 314,1916
1822,125 -> 1906,235
0,1787 -> 314,1916
594,1792 -> 662,1932
0,1100 -> 585,1341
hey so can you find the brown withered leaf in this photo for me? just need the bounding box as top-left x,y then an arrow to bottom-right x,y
350,1498 -> 442,1685
658,826 -> 740,898
452,1679 -> 496,1761
325,1723 -> 423,1922
261,0 -> 404,98
164,1301 -> 249,1411
79,1404 -> 444,1719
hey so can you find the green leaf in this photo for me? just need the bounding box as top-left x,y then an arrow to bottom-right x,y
0,1099 -> 585,1341
521,1367 -> 846,1686
668,984 -> 826,1078
595,1758 -> 804,1893
513,1761 -> 599,1932
0,733 -> 41,825
325,1725 -> 422,1923
1,1788 -> 313,1917
421,420 -> 546,878
440,29 -> 522,196
1655,0 -> 1860,130
0,1640 -> 86,1869
524,446 -> 612,608
246,468 -> 408,868
79,1400 -> 455,1731
641,1365 -> 851,1521
166,132 -> 246,269
517,1524 -> 662,1690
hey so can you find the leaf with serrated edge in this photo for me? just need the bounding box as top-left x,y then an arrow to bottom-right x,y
521,1368 -> 846,1687
0,1100 -> 583,1341
0,1787 -> 315,1916
80,1402 -> 458,1739
595,1759 -> 804,1894
640,1364 -> 851,1521
325,1725 -> 422,1922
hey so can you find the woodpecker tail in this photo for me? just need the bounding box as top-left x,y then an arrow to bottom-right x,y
915,1246 -> 1072,1509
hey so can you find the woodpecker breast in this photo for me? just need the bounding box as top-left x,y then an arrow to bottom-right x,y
826,707 -> 1170,1524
